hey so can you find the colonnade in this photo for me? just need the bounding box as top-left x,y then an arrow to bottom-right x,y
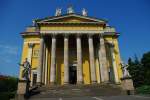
35,34 -> 119,85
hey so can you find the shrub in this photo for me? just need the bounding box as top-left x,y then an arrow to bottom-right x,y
136,85 -> 150,94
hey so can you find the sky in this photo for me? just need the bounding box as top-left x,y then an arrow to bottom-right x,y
0,0 -> 150,77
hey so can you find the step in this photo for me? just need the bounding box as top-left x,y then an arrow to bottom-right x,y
28,84 -> 125,99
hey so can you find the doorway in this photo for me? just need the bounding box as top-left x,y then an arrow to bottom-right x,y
69,65 -> 77,84
32,73 -> 37,86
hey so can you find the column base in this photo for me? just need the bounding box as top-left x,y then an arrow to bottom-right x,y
77,81 -> 83,84
36,82 -> 42,87
50,82 -> 55,85
64,82 -> 69,85
91,81 -> 97,84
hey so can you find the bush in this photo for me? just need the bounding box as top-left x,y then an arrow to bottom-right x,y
0,75 -> 18,99
136,85 -> 150,94
0,92 -> 16,100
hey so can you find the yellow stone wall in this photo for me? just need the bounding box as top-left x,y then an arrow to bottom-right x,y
31,44 -> 40,69
19,36 -> 40,79
82,47 -> 91,84
19,42 -> 28,79
56,46 -> 64,85
113,37 -> 122,81
40,24 -> 103,31
105,36 -> 123,82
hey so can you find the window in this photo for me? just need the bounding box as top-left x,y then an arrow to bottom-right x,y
33,49 -> 39,57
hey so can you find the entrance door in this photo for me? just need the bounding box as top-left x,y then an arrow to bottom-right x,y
69,65 -> 77,84
32,73 -> 37,86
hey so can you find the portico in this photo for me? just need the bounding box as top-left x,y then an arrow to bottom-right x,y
37,33 -> 114,84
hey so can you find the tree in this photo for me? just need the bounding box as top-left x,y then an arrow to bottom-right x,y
127,56 -> 144,87
141,51 -> 150,85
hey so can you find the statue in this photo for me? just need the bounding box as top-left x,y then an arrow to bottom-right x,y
67,5 -> 74,14
120,61 -> 135,94
55,8 -> 62,16
121,61 -> 131,78
19,58 -> 31,81
82,8 -> 87,16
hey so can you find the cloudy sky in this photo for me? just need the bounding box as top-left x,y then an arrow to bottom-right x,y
0,0 -> 150,77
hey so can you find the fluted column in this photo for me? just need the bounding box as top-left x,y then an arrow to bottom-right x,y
64,35 -> 69,84
77,35 -> 83,84
99,35 -> 109,82
50,35 -> 56,84
37,37 -> 44,84
44,47 -> 48,85
42,43 -> 46,84
88,35 -> 97,83
110,43 -> 119,83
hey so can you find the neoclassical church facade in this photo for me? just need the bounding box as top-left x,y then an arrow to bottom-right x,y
19,7 -> 122,86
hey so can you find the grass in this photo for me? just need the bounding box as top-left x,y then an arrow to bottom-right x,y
136,85 -> 150,95
0,91 -> 16,100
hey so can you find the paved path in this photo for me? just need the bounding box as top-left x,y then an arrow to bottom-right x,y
30,95 -> 150,100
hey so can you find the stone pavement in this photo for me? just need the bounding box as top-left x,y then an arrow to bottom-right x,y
29,95 -> 150,100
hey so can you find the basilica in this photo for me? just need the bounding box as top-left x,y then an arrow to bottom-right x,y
19,7 -> 122,86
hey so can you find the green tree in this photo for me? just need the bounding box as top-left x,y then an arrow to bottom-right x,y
141,51 -> 150,85
127,56 -> 144,87
0,75 -> 18,100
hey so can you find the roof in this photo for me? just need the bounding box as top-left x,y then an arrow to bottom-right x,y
35,13 -> 108,24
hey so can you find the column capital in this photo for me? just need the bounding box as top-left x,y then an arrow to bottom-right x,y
76,34 -> 83,37
51,34 -> 57,38
87,34 -> 94,38
28,43 -> 35,48
63,34 -> 69,38
106,41 -> 115,48
99,32 -> 105,37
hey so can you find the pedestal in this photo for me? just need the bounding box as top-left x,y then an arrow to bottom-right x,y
15,80 -> 30,100
121,77 -> 134,95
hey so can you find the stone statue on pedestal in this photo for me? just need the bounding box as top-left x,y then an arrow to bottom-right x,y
82,8 -> 88,16
120,61 -> 134,95
121,62 -> 131,78
16,58 -> 31,99
67,5 -> 74,14
19,58 -> 31,81
55,8 -> 62,16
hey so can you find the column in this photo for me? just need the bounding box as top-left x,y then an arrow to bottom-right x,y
37,37 -> 44,84
99,35 -> 109,82
64,35 -> 69,84
44,47 -> 48,85
110,43 -> 119,83
50,35 -> 56,84
77,35 -> 83,84
88,35 -> 97,83
42,43 -> 46,84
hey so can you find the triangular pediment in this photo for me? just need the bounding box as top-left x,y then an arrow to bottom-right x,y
36,14 -> 107,24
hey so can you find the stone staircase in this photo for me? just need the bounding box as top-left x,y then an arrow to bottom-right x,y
27,83 -> 125,99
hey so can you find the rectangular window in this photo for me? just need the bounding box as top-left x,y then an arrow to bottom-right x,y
33,49 -> 39,57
